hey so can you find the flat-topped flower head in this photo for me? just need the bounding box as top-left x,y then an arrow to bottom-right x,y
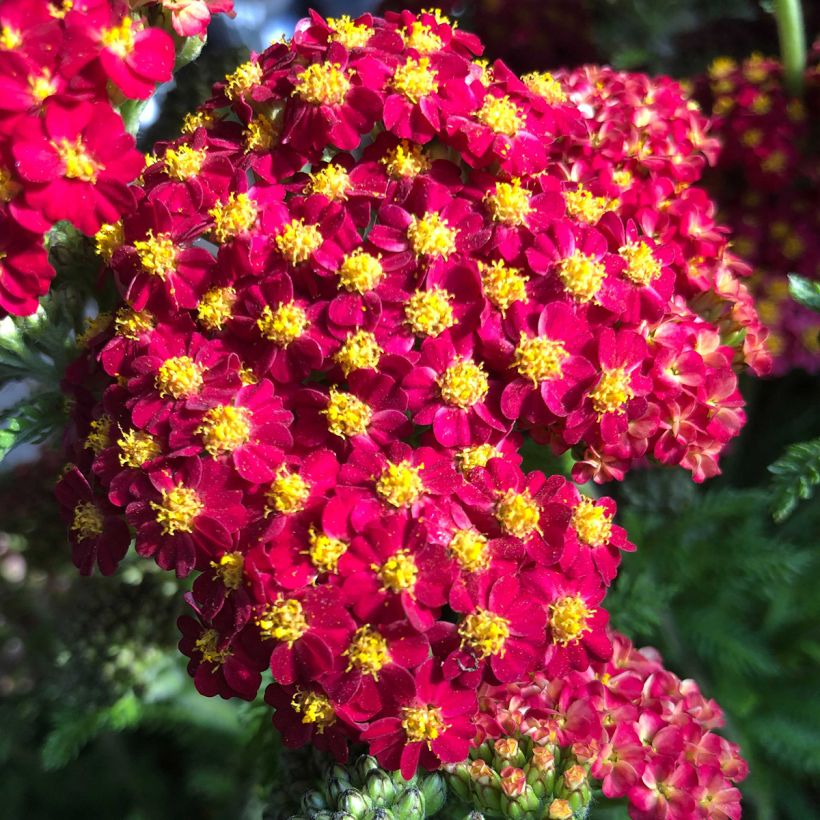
374,549 -> 419,595
55,137 -> 99,182
275,219 -> 323,265
135,231 -> 178,279
306,164 -> 351,200
456,443 -> 503,473
513,334 -> 569,385
548,594 -> 594,645
197,405 -> 251,456
197,286 -> 237,331
381,141 -> 431,178
212,551 -> 244,590
114,307 -> 154,340
294,62 -> 350,106
402,704 -> 446,743
496,489 -> 540,539
572,497 -> 613,547
71,501 -> 105,541
459,608 -> 510,659
291,689 -> 336,732
522,71 -> 567,104
477,95 -> 524,136
558,250 -> 606,303
257,302 -> 309,346
117,429 -> 161,468
257,597 -> 309,645
448,528 -> 491,573
210,193 -> 257,242
392,57 -> 439,104
151,484 -> 203,535
195,629 -> 230,665
376,460 -> 424,508
485,179 -> 531,226
401,20 -> 443,54
405,288 -> 455,336
322,387 -> 372,438
619,241 -> 662,286
225,60 -> 263,100
438,358 -> 489,408
344,625 -> 390,678
327,15 -> 373,49
156,356 -> 205,399
266,467 -> 310,515
480,260 -> 529,314
334,330 -> 382,376
306,527 -> 347,574
564,185 -> 617,224
590,368 -> 634,416
337,249 -> 384,293
408,212 -> 458,259
164,145 -> 207,181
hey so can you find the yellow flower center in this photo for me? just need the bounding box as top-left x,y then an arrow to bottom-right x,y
708,56 -> 737,79
571,497 -> 612,547
257,302 -> 309,346
328,15 -> 373,49
114,306 -> 154,339
84,416 -> 112,455
94,221 -> 124,263
456,444 -> 502,473
225,60 -> 263,100
513,334 -> 569,385
459,608 -> 510,658
613,169 -> 633,190
322,387 -> 372,438
28,70 -> 57,102
549,594 -> 594,645
564,185 -> 617,224
405,288 -> 455,336
0,26 -> 22,50
381,141 -> 431,178
448,528 -> 491,573
134,231 -> 177,279
306,164 -> 351,200
100,17 -> 135,57
476,95 -> 523,136
163,145 -> 207,180
212,551 -> 244,590
155,356 -> 205,399
182,110 -> 216,134
257,598 -> 309,645
306,527 -> 348,574
195,629 -> 231,664
55,137 -> 99,182
71,502 -> 104,541
334,329 -> 382,376
496,489 -> 540,539
197,405 -> 252,456
479,259 -> 529,314
408,212 -> 458,259
402,705 -> 446,743
117,428 -> 161,468
151,484 -> 204,535
197,286 -> 236,331
392,56 -> 439,104
590,367 -> 634,415
210,193 -> 257,243
266,467 -> 311,515
0,166 -> 20,202
401,21 -> 443,54
77,314 -> 112,348
291,689 -> 337,732
275,218 -> 323,265
374,549 -> 418,594
244,111 -> 281,151
558,250 -> 606,303
376,461 -> 424,508
619,241 -> 662,286
337,248 -> 384,293
344,625 -> 390,678
522,71 -> 567,104
484,179 -> 531,226
438,358 -> 489,408
294,62 -> 350,106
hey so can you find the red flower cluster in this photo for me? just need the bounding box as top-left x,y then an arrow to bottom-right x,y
56,9 -> 752,784
472,632 -> 748,820
696,52 -> 820,375
0,0 -> 233,316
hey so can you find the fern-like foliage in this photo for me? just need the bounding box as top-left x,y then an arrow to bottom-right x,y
769,437 -> 820,522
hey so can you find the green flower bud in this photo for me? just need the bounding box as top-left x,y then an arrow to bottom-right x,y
301,789 -> 328,814
355,755 -> 380,783
338,789 -> 371,818
393,786 -> 424,819
420,772 -> 447,815
329,777 -> 354,804
365,769 -> 397,806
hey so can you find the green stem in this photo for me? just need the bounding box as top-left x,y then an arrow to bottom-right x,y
774,0 -> 806,96
119,98 -> 150,136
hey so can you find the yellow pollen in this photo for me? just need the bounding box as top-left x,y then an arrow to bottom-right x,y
306,527 -> 348,574
55,137 -> 99,182
374,549 -> 418,594
344,625 -> 390,678
244,111 -> 280,151
134,231 -> 177,279
155,356 -> 204,399
408,212 -> 458,258
405,288 -> 455,336
392,56 -> 439,104
479,259 -> 529,314
0,166 -> 20,202
77,313 -> 112,348
151,484 -> 204,535
590,367 -> 634,415
571,497 -> 612,547
266,467 -> 311,515
210,192 -> 257,243
549,594 -> 594,645
257,598 -> 309,645
449,528 -> 491,572
275,218 -> 323,265
195,629 -> 231,664
476,95 -> 523,136
740,128 -> 763,148
100,17 -> 135,58
401,21 -> 443,54
402,704 -> 446,744
238,365 -> 258,385
306,164 -> 351,200
376,461 -> 424,508
114,306 -> 154,339
334,329 -> 382,375
620,241 -> 662,286
381,141 -> 431,178
225,60 -> 263,100
564,185 -> 617,224
558,250 -> 606,303
94,221 -> 124,263
472,58 -> 494,87
197,404 -> 252,456
522,71 -> 567,104
459,608 -> 510,658
328,15 -> 372,49
48,1 -> 74,20
456,444 -> 501,473
294,62 -> 350,106
291,689 -> 337,732
197,286 -> 236,331
513,334 -> 569,385
761,150 -> 787,174
708,56 -> 737,79
496,489 -> 540,539
750,93 -> 771,115
437,358 -> 489,408
484,179 -> 531,226
337,248 -> 384,293
117,428 -> 161,468
84,416 -> 112,455
29,70 -> 57,102
257,302 -> 309,346
163,145 -> 207,180
322,387 -> 372,438
0,26 -> 22,50
182,110 -> 216,134
613,169 -> 633,189
212,551 -> 245,590
71,502 -> 104,541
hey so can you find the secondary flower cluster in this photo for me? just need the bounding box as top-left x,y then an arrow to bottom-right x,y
697,52 -> 820,375
0,0 -> 233,316
55,8 -> 751,788
457,632 -> 747,820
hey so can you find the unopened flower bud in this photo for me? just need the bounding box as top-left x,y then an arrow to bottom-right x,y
365,769 -> 396,805
394,786 -> 425,819
301,789 -> 327,813
562,764 -> 587,792
500,766 -> 527,798
420,772 -> 447,815
470,759 -> 495,784
354,755 -> 379,782
548,798 -> 574,819
337,788 -> 371,818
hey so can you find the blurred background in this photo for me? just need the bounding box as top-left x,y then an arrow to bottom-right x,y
1,1 -> 818,818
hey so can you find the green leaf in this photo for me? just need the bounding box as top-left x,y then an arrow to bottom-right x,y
788,274 -> 820,312
769,437 -> 820,522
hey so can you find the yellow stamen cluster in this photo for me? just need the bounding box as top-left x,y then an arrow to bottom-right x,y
100,17 -> 135,57
94,221 -> 124,263
306,527 -> 347,574
245,111 -> 280,151
155,356 -> 204,399
375,549 -> 419,594
334,329 -> 382,376
513,334 -> 569,385
456,443 -> 502,473
328,15 -> 373,49
294,62 -> 351,106
479,259 -> 529,314
376,461 -> 424,508
306,164 -> 351,200
564,186 -> 617,224
195,629 -> 231,664
485,179 -> 531,226
225,60 -> 263,100
549,594 -> 594,645
401,21 -> 443,53
197,404 -> 252,456
337,249 -> 384,293
620,241 -> 662,286
197,286 -> 236,331
392,57 -> 439,104
29,69 -> 57,102
266,467 -> 311,515
381,141 -> 431,178
401,705 -> 446,743
459,608 -> 510,658
476,94 -> 524,136
84,416 -> 112,455
322,387 -> 372,438
163,145 -> 207,180
151,484 -> 204,535
437,358 -> 489,408
405,288 -> 455,336
55,137 -> 99,182
257,598 -> 309,645
117,428 -> 161,468
209,193 -> 257,243
291,689 -> 337,732
408,212 -> 458,259
571,497 -> 612,547
448,528 -> 491,573
522,71 -> 567,104
0,26 -> 22,50
114,306 -> 154,340
496,489 -> 540,539
344,625 -> 390,678
558,250 -> 606,303
212,551 -> 245,590
77,313 -> 112,348
71,502 -> 104,541
275,218 -> 323,265
134,231 -> 178,279
0,166 -> 21,202
257,302 -> 309,346
182,110 -> 216,134
590,367 -> 634,415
